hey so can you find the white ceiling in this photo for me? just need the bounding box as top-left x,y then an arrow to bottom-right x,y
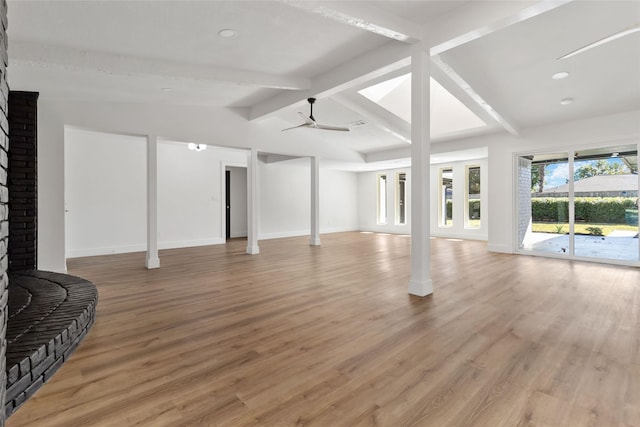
441,0 -> 640,129
6,1 -> 640,168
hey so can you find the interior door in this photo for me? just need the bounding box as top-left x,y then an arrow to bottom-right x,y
225,170 -> 231,240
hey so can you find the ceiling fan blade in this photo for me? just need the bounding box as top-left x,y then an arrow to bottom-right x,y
281,123 -> 312,132
298,112 -> 314,125
315,124 -> 350,132
284,98 -> 349,132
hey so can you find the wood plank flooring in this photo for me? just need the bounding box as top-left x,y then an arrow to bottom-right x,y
7,232 -> 640,426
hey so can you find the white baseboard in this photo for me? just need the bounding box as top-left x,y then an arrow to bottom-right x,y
67,237 -> 226,258
66,244 -> 147,258
159,237 -> 225,249
258,226 -> 358,241
487,243 -> 513,253
322,226 -> 359,234
258,230 -> 309,240
431,232 -> 488,241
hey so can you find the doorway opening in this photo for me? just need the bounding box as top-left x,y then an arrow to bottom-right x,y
225,166 -> 248,241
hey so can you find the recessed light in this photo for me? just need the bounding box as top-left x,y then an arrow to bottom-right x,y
218,29 -> 238,38
560,97 -> 573,105
161,87 -> 173,92
552,71 -> 569,80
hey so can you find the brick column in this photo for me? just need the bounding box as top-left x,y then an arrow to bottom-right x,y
517,157 -> 532,248
7,91 -> 38,272
0,0 -> 9,424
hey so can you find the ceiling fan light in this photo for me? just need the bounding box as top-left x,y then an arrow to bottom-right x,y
560,97 -> 573,106
552,71 -> 569,80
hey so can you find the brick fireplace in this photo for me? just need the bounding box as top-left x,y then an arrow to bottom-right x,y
0,1 -> 11,424
7,91 -> 38,272
0,3 -> 97,421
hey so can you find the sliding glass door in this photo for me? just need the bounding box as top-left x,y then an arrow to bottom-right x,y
517,144 -> 639,264
572,145 -> 638,261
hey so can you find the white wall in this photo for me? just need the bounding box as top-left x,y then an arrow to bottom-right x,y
64,128 -> 146,257
62,126 -> 357,260
64,128 -> 247,258
226,166 -> 247,238
38,99 -> 365,271
157,142 -> 245,249
319,168 -> 359,234
259,158 -> 358,240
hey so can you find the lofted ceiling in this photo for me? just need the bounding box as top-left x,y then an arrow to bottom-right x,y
6,1 -> 640,168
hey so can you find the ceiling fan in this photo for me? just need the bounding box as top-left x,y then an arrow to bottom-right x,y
282,98 -> 350,132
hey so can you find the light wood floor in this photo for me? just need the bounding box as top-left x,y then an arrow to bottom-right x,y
7,232 -> 640,427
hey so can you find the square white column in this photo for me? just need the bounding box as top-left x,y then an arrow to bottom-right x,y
246,148 -> 260,255
310,156 -> 321,246
408,44 -> 433,297
145,134 -> 160,269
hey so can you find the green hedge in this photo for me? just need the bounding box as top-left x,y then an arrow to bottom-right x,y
532,197 -> 637,223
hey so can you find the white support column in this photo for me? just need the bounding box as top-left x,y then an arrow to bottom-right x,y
310,156 -> 321,246
145,134 -> 160,269
408,43 -> 433,297
246,148 -> 260,255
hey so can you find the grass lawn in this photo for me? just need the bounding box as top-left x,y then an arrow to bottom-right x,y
532,222 -> 639,236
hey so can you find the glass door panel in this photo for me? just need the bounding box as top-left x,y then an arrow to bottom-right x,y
519,153 -> 570,256
573,145 -> 639,261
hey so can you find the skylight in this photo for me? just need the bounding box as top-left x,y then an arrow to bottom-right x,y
358,74 -> 487,137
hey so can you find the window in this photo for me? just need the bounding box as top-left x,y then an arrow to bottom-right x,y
377,174 -> 387,224
439,168 -> 453,227
466,166 -> 481,228
396,172 -> 406,225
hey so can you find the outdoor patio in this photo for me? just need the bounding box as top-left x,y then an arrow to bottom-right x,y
523,230 -> 639,261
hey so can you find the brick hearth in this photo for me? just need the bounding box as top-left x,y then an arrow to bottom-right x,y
4,271 -> 97,417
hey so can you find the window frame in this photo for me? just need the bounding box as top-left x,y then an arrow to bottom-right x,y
377,174 -> 388,225
438,167 -> 454,228
465,165 -> 481,229
396,172 -> 407,225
